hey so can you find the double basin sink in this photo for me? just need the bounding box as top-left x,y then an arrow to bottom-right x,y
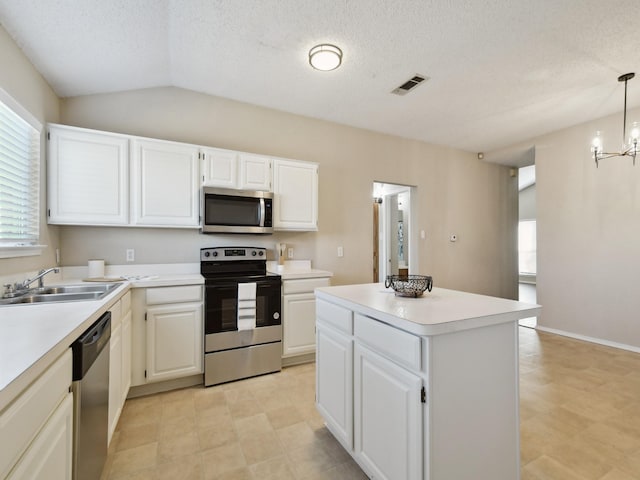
0,283 -> 122,306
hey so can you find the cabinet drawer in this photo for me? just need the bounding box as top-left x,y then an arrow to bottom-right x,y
316,299 -> 353,335
0,349 -> 72,479
146,285 -> 202,305
283,277 -> 330,295
354,313 -> 421,371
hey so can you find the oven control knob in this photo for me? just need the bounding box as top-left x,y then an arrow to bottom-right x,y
204,251 -> 210,257
273,312 -> 280,320
258,251 -> 264,256
212,251 -> 218,257
251,250 -> 257,256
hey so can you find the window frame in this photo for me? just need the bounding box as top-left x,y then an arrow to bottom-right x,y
0,86 -> 45,258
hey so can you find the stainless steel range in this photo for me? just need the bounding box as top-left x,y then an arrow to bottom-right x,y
201,247 -> 282,386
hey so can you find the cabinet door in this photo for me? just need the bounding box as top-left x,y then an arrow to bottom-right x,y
202,147 -> 238,188
108,322 -> 122,444
47,125 -> 128,225
273,158 -> 318,231
239,153 -> 271,191
354,344 -> 423,480
146,303 -> 203,382
130,289 -> 147,387
7,393 -> 73,480
283,293 -> 317,357
131,138 -> 200,226
316,324 -> 353,450
121,309 -> 132,404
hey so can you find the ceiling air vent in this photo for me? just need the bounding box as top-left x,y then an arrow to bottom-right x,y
391,74 -> 429,96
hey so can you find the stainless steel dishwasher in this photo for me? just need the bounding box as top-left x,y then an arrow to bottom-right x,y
71,311 -> 111,480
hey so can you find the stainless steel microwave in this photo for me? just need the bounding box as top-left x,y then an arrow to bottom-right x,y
202,187 -> 273,234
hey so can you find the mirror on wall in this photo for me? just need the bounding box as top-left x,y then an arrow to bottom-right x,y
373,182 -> 416,282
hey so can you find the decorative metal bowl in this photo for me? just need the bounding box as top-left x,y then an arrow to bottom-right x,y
385,275 -> 433,297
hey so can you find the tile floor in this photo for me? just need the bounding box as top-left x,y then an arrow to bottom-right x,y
102,328 -> 640,480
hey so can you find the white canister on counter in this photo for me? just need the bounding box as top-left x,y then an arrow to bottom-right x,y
87,259 -> 105,278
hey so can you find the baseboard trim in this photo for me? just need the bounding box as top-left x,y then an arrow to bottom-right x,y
282,352 -> 315,367
127,374 -> 204,398
535,326 -> 640,354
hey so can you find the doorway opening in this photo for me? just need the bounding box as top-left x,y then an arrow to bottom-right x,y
372,182 -> 417,283
518,165 -> 537,328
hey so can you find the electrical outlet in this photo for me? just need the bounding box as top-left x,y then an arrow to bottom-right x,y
337,246 -> 344,257
126,249 -> 135,262
287,248 -> 294,259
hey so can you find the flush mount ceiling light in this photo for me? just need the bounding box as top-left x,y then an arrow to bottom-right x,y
591,72 -> 640,167
309,44 -> 342,71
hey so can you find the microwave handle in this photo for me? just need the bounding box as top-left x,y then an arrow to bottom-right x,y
259,198 -> 266,227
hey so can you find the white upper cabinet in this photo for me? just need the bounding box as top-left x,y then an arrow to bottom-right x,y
131,138 -> 200,227
239,153 -> 272,191
202,149 -> 271,192
201,147 -> 238,188
47,124 -> 318,230
273,158 -> 318,231
47,125 -> 129,225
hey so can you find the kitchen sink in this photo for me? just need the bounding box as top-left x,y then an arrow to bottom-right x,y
32,284 -> 117,295
0,283 -> 122,306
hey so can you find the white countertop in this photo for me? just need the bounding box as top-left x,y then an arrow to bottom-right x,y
266,260 -> 333,280
315,283 -> 540,336
0,272 -> 203,413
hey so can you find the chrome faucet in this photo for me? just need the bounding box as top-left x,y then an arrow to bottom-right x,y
17,267 -> 60,291
3,267 -> 60,298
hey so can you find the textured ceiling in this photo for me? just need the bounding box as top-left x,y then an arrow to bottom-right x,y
1,0 -> 639,154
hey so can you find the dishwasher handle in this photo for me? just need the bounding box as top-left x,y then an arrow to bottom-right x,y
72,311 -> 111,381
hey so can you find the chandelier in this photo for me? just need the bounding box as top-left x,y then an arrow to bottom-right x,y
591,73 -> 640,167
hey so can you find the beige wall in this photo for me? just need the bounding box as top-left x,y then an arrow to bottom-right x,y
60,87 -> 518,297
0,25 -> 60,275
492,106 -> 640,348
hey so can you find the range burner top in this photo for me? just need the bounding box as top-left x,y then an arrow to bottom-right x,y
200,247 -> 273,279
200,247 -> 266,262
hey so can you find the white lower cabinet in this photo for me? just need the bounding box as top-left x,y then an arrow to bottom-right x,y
354,343 -> 423,480
0,350 -> 72,480
316,323 -> 353,450
283,293 -> 316,356
121,309 -> 132,404
7,393 -> 73,480
108,321 -> 122,442
108,291 -> 132,444
131,285 -> 203,386
282,276 -> 331,359
316,299 -> 424,480
316,295 -> 521,480
146,302 -> 203,382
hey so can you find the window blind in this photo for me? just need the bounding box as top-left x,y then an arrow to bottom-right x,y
0,99 -> 40,246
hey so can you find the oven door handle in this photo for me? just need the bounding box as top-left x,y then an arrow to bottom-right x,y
259,198 -> 266,227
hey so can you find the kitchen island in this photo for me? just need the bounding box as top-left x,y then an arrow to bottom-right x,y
315,283 -> 540,480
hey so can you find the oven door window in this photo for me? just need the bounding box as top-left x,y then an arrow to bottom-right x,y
205,278 -> 281,333
204,282 -> 238,333
256,280 -> 281,327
